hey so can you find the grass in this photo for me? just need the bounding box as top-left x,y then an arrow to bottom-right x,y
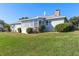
0,31 -> 79,55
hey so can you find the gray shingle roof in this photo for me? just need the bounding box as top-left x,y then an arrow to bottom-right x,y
12,16 -> 67,25
39,16 -> 66,20
11,22 -> 21,25
20,16 -> 66,21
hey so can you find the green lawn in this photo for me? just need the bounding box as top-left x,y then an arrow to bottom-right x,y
0,31 -> 79,56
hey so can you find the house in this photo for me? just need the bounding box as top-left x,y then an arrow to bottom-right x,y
11,22 -> 21,32
0,24 -> 4,32
11,10 -> 68,34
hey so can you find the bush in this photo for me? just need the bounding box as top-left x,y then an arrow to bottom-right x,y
18,28 -> 21,33
26,27 -> 33,34
55,23 -> 75,32
39,25 -> 45,32
4,24 -> 11,32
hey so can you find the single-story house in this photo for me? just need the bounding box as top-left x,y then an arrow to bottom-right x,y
11,22 -> 21,32
11,10 -> 68,34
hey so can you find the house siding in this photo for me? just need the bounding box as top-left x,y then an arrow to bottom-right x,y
11,24 -> 21,32
45,18 -> 65,32
21,20 -> 40,33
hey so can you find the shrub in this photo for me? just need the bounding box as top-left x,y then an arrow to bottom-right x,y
26,27 -> 33,34
55,23 -> 75,32
4,24 -> 11,32
18,28 -> 21,33
39,25 -> 45,32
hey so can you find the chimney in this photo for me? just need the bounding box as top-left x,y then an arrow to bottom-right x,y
54,9 -> 60,16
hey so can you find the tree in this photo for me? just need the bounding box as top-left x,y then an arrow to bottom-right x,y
69,16 -> 79,25
0,19 -> 11,32
26,27 -> 33,34
69,16 -> 79,29
0,20 -> 5,26
55,23 -> 74,32
4,24 -> 11,32
39,25 -> 45,32
19,17 -> 29,20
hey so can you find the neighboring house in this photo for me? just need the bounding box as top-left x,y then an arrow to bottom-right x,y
11,10 -> 68,34
0,24 -> 4,32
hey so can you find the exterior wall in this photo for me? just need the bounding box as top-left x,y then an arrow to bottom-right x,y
45,18 -> 65,32
51,18 -> 64,27
33,19 -> 39,28
21,21 -> 35,33
11,24 -> 21,32
10,25 -> 14,32
11,20 -> 39,34
21,19 -> 40,34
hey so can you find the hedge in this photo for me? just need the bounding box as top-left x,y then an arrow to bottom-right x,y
18,28 -> 21,33
39,25 -> 45,32
55,23 -> 74,32
26,27 -> 33,34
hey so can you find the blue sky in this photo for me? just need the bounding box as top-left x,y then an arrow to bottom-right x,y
0,3 -> 79,24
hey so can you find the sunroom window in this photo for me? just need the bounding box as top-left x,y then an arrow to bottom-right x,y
46,20 -> 48,25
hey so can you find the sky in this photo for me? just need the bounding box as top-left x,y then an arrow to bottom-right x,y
0,3 -> 79,24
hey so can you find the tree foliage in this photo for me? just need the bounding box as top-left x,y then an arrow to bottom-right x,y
55,23 -> 74,32
4,24 -> 11,32
0,19 -> 11,32
69,16 -> 79,25
26,27 -> 33,34
19,17 -> 29,20
39,25 -> 45,32
0,20 -> 5,26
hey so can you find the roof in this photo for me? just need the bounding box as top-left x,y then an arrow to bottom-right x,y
11,22 -> 21,25
11,16 -> 67,25
39,16 -> 66,20
19,16 -> 45,22
19,19 -> 32,22
20,16 -> 66,21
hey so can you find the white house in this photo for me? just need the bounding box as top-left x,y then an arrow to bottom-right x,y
11,10 -> 68,34
11,22 -> 21,32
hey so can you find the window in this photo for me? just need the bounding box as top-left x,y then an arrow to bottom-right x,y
17,28 -> 21,33
39,20 -> 41,24
42,21 -> 44,25
46,20 -> 48,25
